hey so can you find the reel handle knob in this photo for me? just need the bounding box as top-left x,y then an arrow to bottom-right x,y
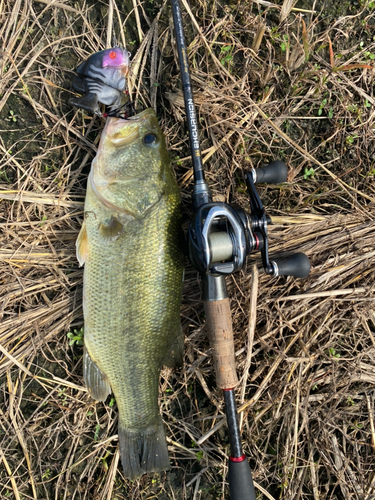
272,253 -> 310,279
254,161 -> 288,184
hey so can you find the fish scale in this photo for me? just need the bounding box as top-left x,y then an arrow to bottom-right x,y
84,194 -> 182,421
76,109 -> 184,479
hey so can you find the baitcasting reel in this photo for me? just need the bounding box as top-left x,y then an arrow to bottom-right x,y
188,161 -> 311,279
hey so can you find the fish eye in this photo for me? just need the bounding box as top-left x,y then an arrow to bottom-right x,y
143,133 -> 159,148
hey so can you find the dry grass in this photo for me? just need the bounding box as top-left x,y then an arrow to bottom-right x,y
1,0 -> 375,499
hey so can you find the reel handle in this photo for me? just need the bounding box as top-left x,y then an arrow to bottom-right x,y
272,253 -> 310,278
254,161 -> 288,184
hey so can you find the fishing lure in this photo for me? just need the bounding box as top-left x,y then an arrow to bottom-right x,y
70,46 -> 130,115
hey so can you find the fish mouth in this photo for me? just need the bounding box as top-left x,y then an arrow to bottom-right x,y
127,108 -> 156,120
106,108 -> 155,127
104,108 -> 156,143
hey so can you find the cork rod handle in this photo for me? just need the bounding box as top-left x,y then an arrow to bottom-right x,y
204,298 -> 239,390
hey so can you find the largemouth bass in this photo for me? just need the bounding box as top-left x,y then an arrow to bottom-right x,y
76,108 -> 184,479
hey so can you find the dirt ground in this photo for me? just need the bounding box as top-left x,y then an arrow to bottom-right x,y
1,0 -> 375,499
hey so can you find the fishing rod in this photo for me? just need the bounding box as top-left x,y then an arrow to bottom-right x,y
171,1 -> 310,498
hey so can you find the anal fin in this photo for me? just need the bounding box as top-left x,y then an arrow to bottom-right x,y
83,347 -> 111,401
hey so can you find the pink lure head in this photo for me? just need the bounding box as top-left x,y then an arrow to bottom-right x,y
102,47 -> 130,70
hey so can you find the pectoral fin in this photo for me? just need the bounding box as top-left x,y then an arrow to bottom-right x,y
76,221 -> 88,267
83,347 -> 111,402
98,216 -> 124,242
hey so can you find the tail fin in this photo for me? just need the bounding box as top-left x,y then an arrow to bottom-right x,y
118,419 -> 170,480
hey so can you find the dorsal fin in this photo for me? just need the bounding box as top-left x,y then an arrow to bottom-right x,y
163,327 -> 184,369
